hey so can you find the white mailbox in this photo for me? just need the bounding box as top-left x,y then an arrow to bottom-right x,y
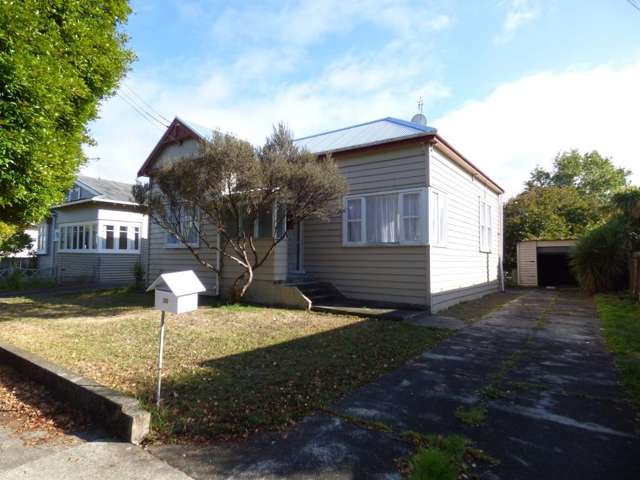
147,270 -> 206,314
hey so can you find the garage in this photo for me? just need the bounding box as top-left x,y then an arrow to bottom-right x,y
517,240 -> 577,287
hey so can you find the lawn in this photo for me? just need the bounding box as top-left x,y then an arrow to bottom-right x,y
0,289 -> 449,442
596,294 -> 640,409
438,291 -> 522,322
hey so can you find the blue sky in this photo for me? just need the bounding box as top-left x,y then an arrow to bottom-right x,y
83,0 -> 640,195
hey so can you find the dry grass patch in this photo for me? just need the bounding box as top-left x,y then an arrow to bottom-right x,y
0,289 -> 449,442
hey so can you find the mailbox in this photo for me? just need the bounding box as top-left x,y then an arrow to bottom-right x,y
147,270 -> 206,314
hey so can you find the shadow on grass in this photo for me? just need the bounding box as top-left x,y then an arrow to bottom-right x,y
0,287 -> 154,322
140,318 -> 450,442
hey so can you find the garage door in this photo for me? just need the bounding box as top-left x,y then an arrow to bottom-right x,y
537,246 -> 577,287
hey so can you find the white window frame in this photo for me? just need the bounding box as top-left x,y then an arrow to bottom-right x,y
164,208 -> 200,249
58,221 -> 142,254
342,188 -> 428,247
428,187 -> 448,247
37,223 -> 48,254
479,198 -> 493,253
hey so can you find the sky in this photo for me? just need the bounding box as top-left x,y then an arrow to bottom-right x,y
82,0 -> 640,196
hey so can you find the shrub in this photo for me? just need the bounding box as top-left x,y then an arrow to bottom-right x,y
133,261 -> 145,289
572,217 -> 630,293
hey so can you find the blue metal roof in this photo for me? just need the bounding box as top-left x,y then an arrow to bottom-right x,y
176,116 -> 436,154
293,117 -> 436,154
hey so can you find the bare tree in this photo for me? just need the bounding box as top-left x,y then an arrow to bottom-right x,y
133,124 -> 347,300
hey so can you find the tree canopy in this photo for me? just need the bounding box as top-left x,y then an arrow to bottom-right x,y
134,124 -> 348,300
0,1 -> 133,242
504,150 -> 631,269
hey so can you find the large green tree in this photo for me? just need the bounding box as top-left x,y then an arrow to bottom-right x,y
0,0 -> 134,241
504,150 -> 631,269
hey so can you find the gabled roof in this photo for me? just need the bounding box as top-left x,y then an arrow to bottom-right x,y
293,117 -> 437,154
137,116 -> 213,177
76,176 -> 136,203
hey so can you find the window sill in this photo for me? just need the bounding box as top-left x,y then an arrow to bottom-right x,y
59,249 -> 141,254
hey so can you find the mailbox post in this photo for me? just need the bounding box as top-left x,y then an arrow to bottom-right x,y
147,270 -> 206,407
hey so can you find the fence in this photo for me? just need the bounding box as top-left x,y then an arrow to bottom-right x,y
632,252 -> 640,301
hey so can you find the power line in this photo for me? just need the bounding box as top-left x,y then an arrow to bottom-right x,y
627,0 -> 640,13
121,83 -> 172,124
117,92 -> 168,130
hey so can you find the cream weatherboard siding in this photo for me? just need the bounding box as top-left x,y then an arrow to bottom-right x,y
302,144 -> 430,307
428,147 -> 502,312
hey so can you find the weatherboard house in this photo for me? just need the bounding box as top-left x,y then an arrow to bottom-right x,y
138,114 -> 504,312
36,176 -> 147,285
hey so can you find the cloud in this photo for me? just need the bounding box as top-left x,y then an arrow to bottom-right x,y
495,0 -> 539,44
82,1 -> 453,182
435,61 -> 640,196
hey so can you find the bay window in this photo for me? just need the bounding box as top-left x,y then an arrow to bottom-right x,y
343,189 -> 427,246
58,222 -> 141,253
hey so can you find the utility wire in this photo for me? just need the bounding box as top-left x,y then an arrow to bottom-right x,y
121,83 -> 172,124
117,92 -> 168,130
627,0 -> 640,13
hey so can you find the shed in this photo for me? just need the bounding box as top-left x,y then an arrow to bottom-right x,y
517,239 -> 577,287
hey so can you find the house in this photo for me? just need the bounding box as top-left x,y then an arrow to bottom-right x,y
516,239 -> 577,287
36,176 -> 147,285
137,114 -> 504,312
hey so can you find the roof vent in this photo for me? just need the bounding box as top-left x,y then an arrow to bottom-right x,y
411,113 -> 427,126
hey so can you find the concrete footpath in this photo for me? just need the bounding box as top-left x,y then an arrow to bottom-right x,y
0,425 -> 192,480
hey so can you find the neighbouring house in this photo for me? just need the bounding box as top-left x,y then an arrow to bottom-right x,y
137,114 -> 504,312
516,239 -> 577,287
36,176 -> 147,285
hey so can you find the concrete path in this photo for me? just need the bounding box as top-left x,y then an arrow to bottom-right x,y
151,289 -> 640,479
0,425 -> 191,480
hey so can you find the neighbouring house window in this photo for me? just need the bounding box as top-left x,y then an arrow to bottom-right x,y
343,189 -> 426,246
72,226 -> 78,249
165,207 -> 199,248
37,223 -> 48,254
479,199 -> 493,253
134,227 -> 140,250
91,225 -> 97,249
429,189 -> 448,246
66,186 -> 81,202
119,226 -> 128,250
60,227 -> 66,250
78,225 -> 85,249
105,225 -> 114,250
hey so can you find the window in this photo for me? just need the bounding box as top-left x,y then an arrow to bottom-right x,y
105,225 -> 114,250
479,199 -> 493,252
343,189 -> 426,246
37,223 -> 48,254
119,226 -> 128,250
60,226 -> 66,250
429,189 -> 447,246
91,225 -> 97,249
346,198 -> 364,243
72,226 -> 78,249
165,208 -> 199,248
66,187 -> 81,202
134,227 -> 140,250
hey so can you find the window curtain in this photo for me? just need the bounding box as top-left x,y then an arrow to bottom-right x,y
366,194 -> 399,243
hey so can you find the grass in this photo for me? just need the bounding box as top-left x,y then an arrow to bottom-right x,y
0,289 -> 449,442
595,294 -> 640,409
438,291 -> 522,322
399,433 -> 497,480
454,404 -> 488,427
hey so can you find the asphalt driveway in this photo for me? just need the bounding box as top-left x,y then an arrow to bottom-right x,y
150,289 -> 639,478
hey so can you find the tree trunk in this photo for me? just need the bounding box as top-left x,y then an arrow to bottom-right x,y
230,265 -> 254,303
